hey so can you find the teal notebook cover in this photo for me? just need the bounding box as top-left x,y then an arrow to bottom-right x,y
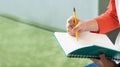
54,32 -> 120,61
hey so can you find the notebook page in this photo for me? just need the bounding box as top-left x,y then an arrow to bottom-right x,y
79,32 -> 119,50
55,32 -> 85,55
54,32 -> 119,55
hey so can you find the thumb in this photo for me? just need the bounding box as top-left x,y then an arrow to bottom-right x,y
100,54 -> 107,62
99,54 -> 108,65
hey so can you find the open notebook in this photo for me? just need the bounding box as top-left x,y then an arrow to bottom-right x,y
54,32 -> 120,61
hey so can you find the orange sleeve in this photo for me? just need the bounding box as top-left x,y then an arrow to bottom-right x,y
94,0 -> 119,34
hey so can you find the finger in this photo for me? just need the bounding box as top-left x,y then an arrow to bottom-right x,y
66,22 -> 74,29
72,24 -> 80,33
67,16 -> 74,22
92,59 -> 104,67
67,25 -> 73,32
92,59 -> 100,63
100,54 -> 116,67
67,30 -> 75,36
67,22 -> 74,31
93,59 -> 103,66
67,16 -> 74,25
67,26 -> 75,36
99,54 -> 108,65
99,54 -> 107,62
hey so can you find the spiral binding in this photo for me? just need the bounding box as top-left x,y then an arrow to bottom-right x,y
68,54 -> 120,61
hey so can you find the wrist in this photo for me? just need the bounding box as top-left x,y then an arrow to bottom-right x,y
84,19 -> 99,32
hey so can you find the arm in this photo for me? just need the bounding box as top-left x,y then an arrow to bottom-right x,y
95,0 -> 119,33
67,0 -> 119,36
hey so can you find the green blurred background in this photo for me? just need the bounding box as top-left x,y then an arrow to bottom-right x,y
0,0 -> 109,67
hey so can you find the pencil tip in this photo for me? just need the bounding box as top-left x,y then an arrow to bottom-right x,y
73,7 -> 76,12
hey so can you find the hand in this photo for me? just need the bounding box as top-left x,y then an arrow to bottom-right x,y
66,16 -> 87,36
93,54 -> 116,67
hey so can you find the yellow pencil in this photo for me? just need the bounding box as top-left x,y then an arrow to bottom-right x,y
73,7 -> 79,41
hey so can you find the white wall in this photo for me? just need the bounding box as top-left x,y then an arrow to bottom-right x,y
0,0 -> 98,30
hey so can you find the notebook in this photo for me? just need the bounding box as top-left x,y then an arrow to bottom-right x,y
54,32 -> 120,61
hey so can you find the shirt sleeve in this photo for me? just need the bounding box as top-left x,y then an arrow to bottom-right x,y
94,0 -> 119,34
